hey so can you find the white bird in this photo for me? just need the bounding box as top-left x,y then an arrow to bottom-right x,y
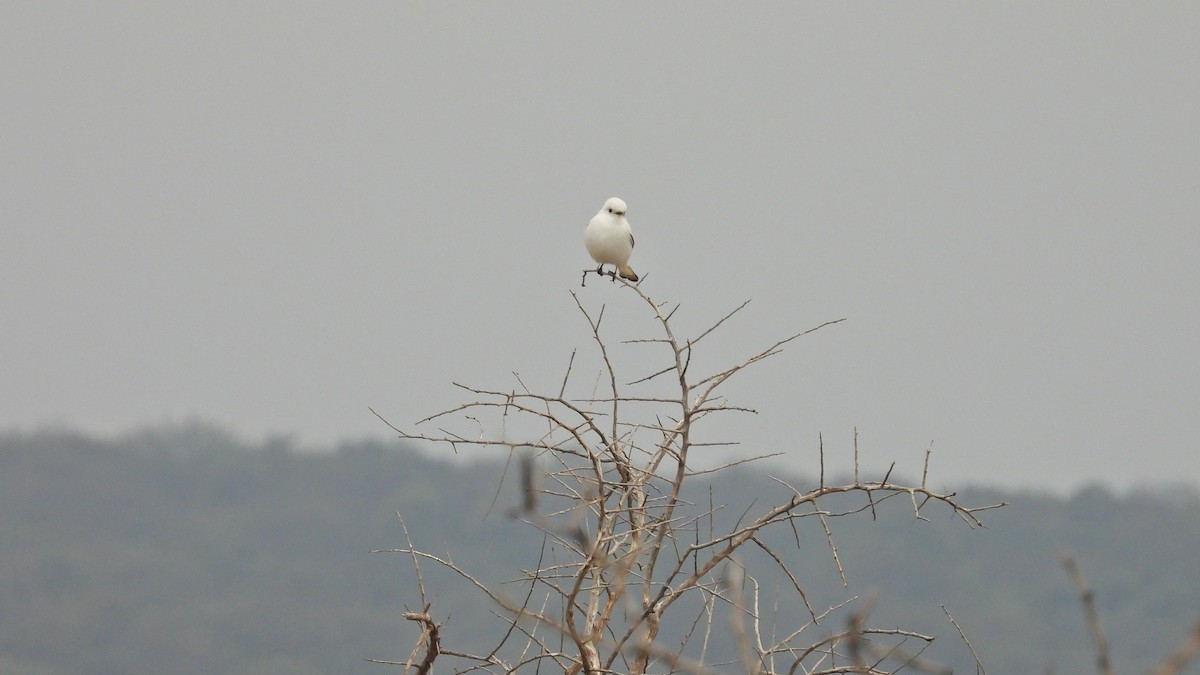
585,197 -> 639,282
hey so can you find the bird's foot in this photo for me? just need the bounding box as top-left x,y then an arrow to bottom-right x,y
582,266 -> 606,287
581,266 -> 621,286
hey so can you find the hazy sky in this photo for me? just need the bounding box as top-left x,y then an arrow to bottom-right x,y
3,4 -> 1198,493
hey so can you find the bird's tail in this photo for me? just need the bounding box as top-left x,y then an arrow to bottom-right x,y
618,265 -> 639,282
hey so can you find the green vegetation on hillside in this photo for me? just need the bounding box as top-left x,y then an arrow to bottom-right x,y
0,425 -> 1196,674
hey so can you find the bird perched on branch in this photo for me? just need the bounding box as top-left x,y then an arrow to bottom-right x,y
585,197 -> 639,282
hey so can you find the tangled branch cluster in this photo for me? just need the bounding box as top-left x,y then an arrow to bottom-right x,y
372,281 -> 1004,675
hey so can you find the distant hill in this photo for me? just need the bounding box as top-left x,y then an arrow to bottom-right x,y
1,425 -> 1197,674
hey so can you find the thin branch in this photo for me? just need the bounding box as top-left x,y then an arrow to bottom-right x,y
921,441 -> 933,490
942,605 -> 986,675
1149,620 -> 1200,675
1061,551 -> 1113,675
691,299 -> 752,347
559,348 -> 577,399
751,535 -> 817,623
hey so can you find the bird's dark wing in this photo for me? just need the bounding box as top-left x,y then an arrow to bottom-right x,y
629,232 -> 635,248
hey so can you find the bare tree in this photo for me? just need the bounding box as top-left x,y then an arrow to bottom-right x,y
371,279 -> 1004,674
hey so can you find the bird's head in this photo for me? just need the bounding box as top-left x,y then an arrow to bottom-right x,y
603,197 -> 627,217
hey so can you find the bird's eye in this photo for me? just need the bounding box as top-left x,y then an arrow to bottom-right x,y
607,208 -> 613,213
